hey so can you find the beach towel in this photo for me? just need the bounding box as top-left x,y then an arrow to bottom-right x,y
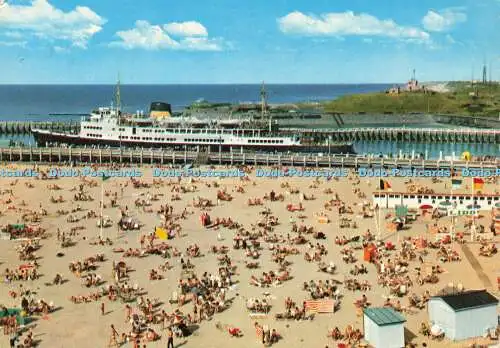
255,326 -> 263,338
304,299 -> 335,313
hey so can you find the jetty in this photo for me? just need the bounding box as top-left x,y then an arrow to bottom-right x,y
0,121 -> 79,135
283,127 -> 500,144
0,121 -> 499,144
1,146 -> 498,169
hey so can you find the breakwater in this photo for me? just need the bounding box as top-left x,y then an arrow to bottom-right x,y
0,121 -> 499,144
283,127 -> 500,144
0,121 -> 79,135
1,146 -> 498,169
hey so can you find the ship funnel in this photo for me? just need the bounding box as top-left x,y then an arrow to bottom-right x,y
150,102 -> 172,119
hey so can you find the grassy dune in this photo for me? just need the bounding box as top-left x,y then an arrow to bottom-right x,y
324,82 -> 500,116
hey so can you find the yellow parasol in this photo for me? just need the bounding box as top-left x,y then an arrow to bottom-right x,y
155,227 -> 168,240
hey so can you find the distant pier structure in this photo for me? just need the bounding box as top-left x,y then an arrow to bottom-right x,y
0,122 -> 499,144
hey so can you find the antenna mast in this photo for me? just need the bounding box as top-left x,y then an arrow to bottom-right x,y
115,73 -> 121,113
260,81 -> 267,118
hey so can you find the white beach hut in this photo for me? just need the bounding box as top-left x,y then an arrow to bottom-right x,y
428,289 -> 498,341
363,307 -> 406,348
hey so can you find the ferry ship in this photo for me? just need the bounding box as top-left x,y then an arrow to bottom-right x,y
31,84 -> 354,153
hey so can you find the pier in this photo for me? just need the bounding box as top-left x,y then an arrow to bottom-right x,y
282,127 -> 500,144
0,121 -> 499,144
1,146 -> 498,170
0,121 -> 79,135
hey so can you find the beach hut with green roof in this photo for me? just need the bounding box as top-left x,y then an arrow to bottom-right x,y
363,307 -> 406,348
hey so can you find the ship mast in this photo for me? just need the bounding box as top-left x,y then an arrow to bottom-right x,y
260,81 -> 271,131
115,73 -> 121,124
115,74 -> 121,112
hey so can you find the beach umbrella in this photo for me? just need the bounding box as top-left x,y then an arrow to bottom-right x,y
494,202 -> 500,209
419,204 -> 433,210
430,324 -> 443,336
466,204 -> 481,210
461,151 -> 471,161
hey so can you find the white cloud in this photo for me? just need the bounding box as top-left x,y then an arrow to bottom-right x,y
111,20 -> 225,51
422,9 -> 467,32
54,45 -> 69,53
0,40 -> 27,47
445,34 -> 456,44
164,21 -> 208,37
4,31 -> 23,39
112,20 -> 179,50
0,0 -> 105,48
278,11 -> 430,42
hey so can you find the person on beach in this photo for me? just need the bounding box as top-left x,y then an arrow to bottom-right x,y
167,327 -> 174,348
108,324 -> 119,347
101,302 -> 105,316
9,332 -> 18,348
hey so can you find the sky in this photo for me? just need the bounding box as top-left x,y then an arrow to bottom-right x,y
0,0 -> 499,84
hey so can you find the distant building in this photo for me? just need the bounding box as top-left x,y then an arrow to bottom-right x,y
386,79 -> 423,95
405,78 -> 421,91
428,289 -> 498,341
363,307 -> 406,348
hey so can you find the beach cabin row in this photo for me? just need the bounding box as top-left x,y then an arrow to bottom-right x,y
373,192 -> 500,211
362,290 -> 498,347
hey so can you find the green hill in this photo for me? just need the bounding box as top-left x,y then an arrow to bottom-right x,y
324,81 -> 500,116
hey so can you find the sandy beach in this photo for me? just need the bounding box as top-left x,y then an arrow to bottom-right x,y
0,164 -> 498,348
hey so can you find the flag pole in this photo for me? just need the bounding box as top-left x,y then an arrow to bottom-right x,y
449,175 -> 454,241
471,177 -> 475,242
100,180 -> 104,240
377,176 -> 381,240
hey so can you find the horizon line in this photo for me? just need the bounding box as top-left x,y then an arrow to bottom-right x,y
0,81 -> 457,86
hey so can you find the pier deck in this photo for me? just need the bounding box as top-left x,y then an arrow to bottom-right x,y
281,127 -> 500,144
0,122 -> 499,143
0,146 -> 498,169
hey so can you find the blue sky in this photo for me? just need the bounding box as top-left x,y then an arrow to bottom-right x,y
0,0 -> 499,83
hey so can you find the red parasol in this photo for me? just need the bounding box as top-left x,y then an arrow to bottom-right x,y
419,204 -> 433,210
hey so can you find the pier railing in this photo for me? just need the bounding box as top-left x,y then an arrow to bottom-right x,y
281,127 -> 500,143
0,146 -> 498,169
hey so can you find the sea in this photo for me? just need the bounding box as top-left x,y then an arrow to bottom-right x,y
0,84 -> 498,158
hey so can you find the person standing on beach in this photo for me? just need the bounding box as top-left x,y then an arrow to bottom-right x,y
101,302 -> 105,316
108,324 -> 119,347
9,331 -> 18,348
167,327 -> 174,348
